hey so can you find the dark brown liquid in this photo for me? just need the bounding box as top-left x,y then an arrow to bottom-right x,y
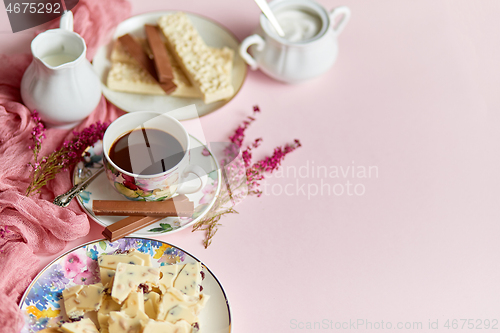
109,128 -> 184,175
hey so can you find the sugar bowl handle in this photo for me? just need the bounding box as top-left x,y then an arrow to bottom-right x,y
330,6 -> 351,36
239,34 -> 266,70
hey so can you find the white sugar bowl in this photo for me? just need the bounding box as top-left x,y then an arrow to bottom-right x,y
240,0 -> 351,83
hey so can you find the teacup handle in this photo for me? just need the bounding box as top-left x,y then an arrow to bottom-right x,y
239,34 -> 266,70
60,10 -> 74,32
177,165 -> 207,195
330,6 -> 351,36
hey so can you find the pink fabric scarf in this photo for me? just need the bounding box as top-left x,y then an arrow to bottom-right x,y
0,1 -> 130,331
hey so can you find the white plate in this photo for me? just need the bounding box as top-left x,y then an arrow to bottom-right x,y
73,135 -> 221,237
92,11 -> 248,120
19,238 -> 231,333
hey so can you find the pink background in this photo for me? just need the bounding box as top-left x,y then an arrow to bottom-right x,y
2,0 -> 500,332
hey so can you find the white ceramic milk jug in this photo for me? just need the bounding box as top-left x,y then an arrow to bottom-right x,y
21,11 -> 102,128
240,0 -> 350,83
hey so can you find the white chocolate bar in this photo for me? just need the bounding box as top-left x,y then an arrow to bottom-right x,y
174,262 -> 202,296
158,12 -> 234,103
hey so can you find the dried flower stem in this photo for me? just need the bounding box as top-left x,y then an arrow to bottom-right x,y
193,106 -> 301,248
26,117 -> 108,197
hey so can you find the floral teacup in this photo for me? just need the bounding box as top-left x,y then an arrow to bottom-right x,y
103,112 -> 207,201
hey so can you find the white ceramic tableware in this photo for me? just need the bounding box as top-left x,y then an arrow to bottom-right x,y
103,112 -> 207,201
240,0 -> 351,83
20,11 -> 102,128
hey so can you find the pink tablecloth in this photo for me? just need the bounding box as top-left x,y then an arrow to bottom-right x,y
1,1 -> 500,333
0,0 -> 130,331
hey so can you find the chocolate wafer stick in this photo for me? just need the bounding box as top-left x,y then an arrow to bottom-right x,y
145,24 -> 174,82
118,34 -> 176,94
102,216 -> 163,242
93,195 -> 193,217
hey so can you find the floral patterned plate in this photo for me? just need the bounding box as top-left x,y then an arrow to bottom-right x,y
73,135 -> 221,236
19,237 -> 231,333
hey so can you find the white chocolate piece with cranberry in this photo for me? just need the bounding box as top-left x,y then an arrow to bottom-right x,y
174,262 -> 202,296
111,263 -> 159,304
60,318 -> 99,333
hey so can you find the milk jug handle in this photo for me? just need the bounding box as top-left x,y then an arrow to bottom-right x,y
60,10 -> 74,31
329,6 -> 351,36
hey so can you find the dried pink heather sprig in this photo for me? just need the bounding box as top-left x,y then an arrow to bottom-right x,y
194,106 -> 301,246
26,119 -> 108,196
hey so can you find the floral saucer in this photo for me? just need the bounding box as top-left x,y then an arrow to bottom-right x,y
73,135 -> 221,236
19,238 -> 231,332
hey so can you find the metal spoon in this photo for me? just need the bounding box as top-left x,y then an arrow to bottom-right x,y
53,167 -> 104,207
254,0 -> 285,37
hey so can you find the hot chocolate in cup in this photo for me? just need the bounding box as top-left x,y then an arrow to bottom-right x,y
103,112 -> 207,201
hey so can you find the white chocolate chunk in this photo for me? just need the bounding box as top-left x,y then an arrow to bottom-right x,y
128,249 -> 152,267
144,292 -> 161,320
62,285 -> 84,300
157,288 -> 203,321
99,251 -> 150,287
165,304 -> 198,325
111,263 -> 159,304
62,283 -> 105,319
174,262 -> 202,296
98,253 -> 145,270
108,311 -> 148,333
99,267 -> 115,288
158,265 -> 179,293
142,319 -> 191,333
97,295 -> 122,331
190,293 -> 210,316
121,290 -> 145,318
61,318 -> 99,333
